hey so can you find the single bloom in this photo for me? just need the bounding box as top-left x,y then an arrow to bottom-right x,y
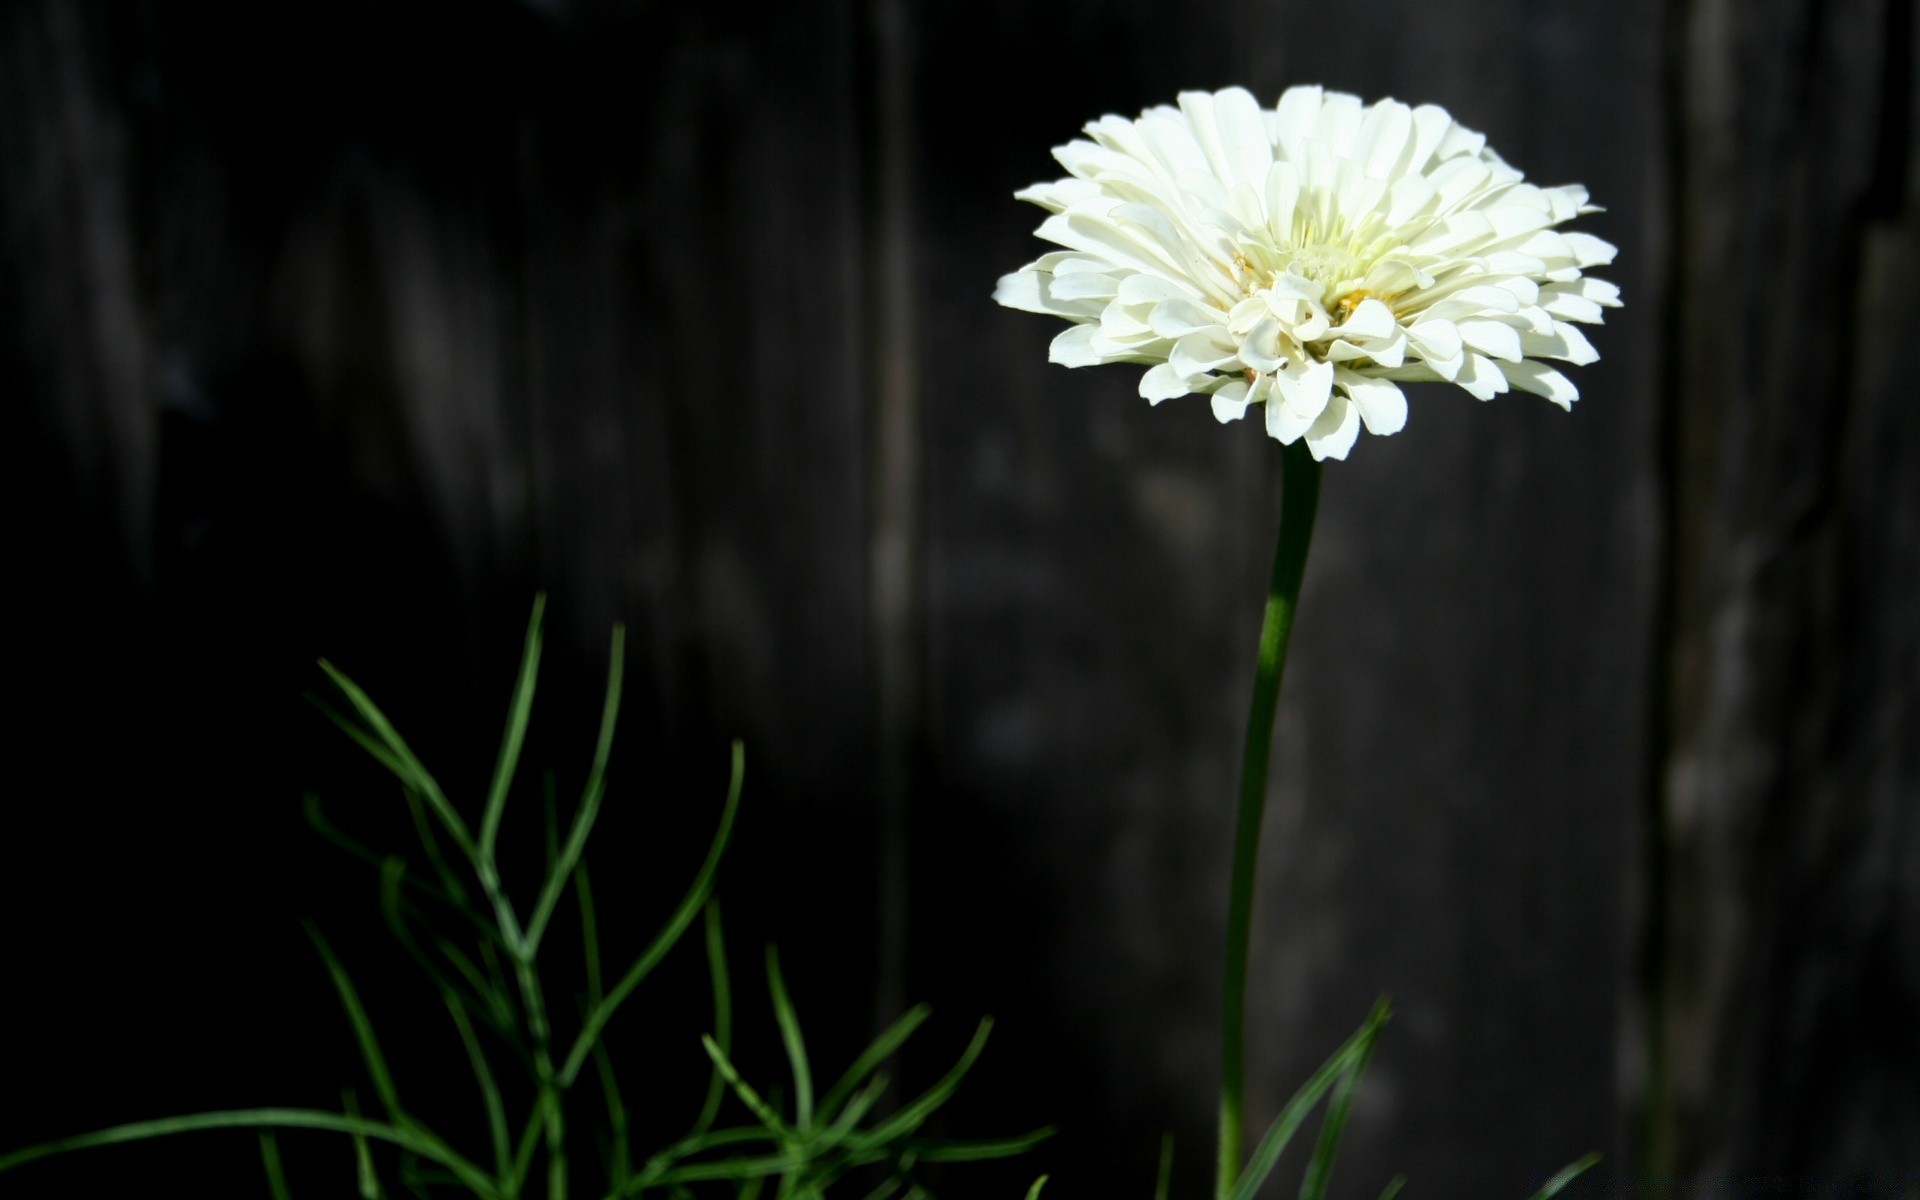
993,85 -> 1621,461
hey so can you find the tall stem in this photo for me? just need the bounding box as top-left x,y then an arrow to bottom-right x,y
1216,438 -> 1322,1199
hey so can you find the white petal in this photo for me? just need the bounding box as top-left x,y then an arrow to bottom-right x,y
1501,360 -> 1580,410
1170,330 -> 1238,376
1359,99 -> 1414,180
1211,379 -> 1252,423
1014,178 -> 1101,212
1273,357 -> 1335,420
1212,87 -> 1274,196
994,270 -> 1098,318
1265,160 -> 1300,236
1315,91 -> 1365,157
1239,316 -> 1286,373
1521,320 -> 1599,365
1457,318 -> 1525,362
1273,85 -> 1324,160
1328,297 -> 1397,341
1406,319 -> 1464,363
1338,369 -> 1408,435
1048,323 -> 1104,367
1139,362 -> 1193,403
1577,276 -> 1623,306
1562,232 -> 1617,267
1454,351 -> 1510,400
1386,174 -> 1438,226
1149,297 -> 1226,338
1048,271 -> 1120,301
1117,272 -> 1199,305
1302,393 -> 1361,460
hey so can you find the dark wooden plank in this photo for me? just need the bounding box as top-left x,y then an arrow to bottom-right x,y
1,2 -> 881,1190
1649,0 -> 1920,1181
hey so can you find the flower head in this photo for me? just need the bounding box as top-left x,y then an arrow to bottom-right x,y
994,86 -> 1620,461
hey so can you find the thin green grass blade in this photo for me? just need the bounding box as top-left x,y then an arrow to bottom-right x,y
342,1090 -> 383,1199
476,938 -> 518,1026
859,1178 -> 904,1200
1156,1133 -> 1175,1200
403,789 -> 471,908
630,1121 -> 783,1190
848,1018 -> 993,1149
1025,1176 -> 1050,1200
576,863 -> 634,1183
445,992 -> 512,1181
1228,1003 -> 1390,1200
0,1109 -> 500,1197
561,740 -> 744,1087
304,793 -> 383,871
592,1040 -> 633,1187
377,859 -> 491,1028
318,660 -> 473,859
526,624 -> 626,951
309,692 -> 411,782
480,594 -> 545,865
1300,996 -> 1389,1200
544,770 -> 561,869
260,1133 -> 294,1200
817,1004 -> 930,1121
818,1074 -> 891,1145
1377,1177 -> 1406,1200
700,1035 -> 793,1138
907,1128 -> 1054,1161
692,902 -> 734,1138
1528,1152 -> 1600,1200
652,1152 -> 800,1186
306,924 -> 406,1123
577,862 -> 608,1002
765,946 -> 815,1129
510,1107 -> 545,1194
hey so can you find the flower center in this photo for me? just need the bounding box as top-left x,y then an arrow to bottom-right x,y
1286,241 -> 1363,285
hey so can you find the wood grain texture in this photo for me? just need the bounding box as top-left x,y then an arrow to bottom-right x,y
1651,0 -> 1920,1184
1,0 -> 1914,1196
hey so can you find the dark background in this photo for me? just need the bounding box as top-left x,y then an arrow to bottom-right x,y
3,0 -> 1916,1196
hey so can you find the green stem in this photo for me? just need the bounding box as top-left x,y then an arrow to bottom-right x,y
1216,438 -> 1322,1199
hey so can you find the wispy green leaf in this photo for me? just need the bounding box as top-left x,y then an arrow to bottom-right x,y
1229,1001 -> 1390,1200
1528,1152 -> 1600,1200
259,1133 -> 293,1200
908,1127 -> 1054,1162
692,900 -> 734,1138
480,594 -> 546,865
561,740 -> 744,1087
307,925 -> 405,1124
1300,996 -> 1388,1200
317,660 -> 473,862
849,1018 -> 994,1150
701,1036 -> 793,1139
818,1005 -> 930,1122
526,624 -> 626,952
765,947 -> 815,1129
0,1109 -> 500,1198
341,1090 -> 383,1200
444,992 -> 511,1181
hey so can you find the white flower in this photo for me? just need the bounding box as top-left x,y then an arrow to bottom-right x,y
993,86 -> 1621,461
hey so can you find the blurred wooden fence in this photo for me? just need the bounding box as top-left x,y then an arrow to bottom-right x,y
2,0 -> 1915,1195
